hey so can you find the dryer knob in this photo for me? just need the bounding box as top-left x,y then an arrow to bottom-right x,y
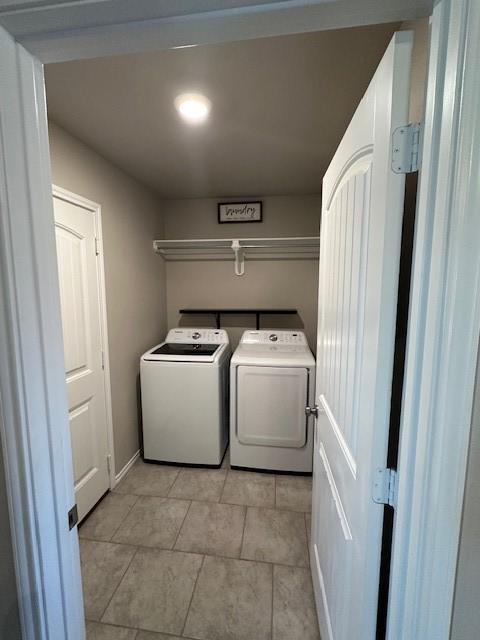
269,334 -> 278,342
192,332 -> 201,340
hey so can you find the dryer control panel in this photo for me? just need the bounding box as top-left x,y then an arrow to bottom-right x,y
240,330 -> 307,345
166,328 -> 229,344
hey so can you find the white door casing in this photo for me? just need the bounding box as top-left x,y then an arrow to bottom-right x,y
53,189 -> 112,521
0,3 -> 478,640
388,1 -> 480,637
0,1 -> 432,64
0,27 -> 85,640
311,31 -> 412,640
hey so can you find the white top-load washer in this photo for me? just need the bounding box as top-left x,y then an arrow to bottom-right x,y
230,330 -> 315,472
141,328 -> 230,466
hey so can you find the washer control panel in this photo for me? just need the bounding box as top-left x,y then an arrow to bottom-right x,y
166,328 -> 229,344
241,330 -> 307,345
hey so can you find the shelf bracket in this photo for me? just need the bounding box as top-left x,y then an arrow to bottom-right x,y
231,239 -> 245,276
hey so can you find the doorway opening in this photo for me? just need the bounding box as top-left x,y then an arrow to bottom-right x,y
43,18 -> 427,640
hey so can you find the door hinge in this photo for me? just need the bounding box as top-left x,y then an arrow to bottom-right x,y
95,237 -> 101,256
391,122 -> 423,174
68,504 -> 79,530
373,467 -> 397,507
106,454 -> 112,475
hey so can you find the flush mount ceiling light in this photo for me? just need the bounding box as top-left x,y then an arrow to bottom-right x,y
174,92 -> 211,124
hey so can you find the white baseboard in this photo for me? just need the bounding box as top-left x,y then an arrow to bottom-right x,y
114,449 -> 140,487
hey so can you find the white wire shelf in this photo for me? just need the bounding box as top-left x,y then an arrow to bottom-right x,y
152,237 -> 320,263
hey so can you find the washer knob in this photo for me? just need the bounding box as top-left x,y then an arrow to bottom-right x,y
269,334 -> 278,342
192,332 -> 201,340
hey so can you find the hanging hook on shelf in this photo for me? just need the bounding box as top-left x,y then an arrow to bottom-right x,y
231,239 -> 245,276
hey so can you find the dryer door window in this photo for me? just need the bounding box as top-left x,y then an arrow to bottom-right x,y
237,365 -> 308,448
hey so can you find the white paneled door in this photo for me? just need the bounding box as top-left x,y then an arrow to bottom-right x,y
311,32 -> 412,640
54,192 -> 110,521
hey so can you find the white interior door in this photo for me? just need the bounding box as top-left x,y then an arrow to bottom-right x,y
54,193 -> 110,521
310,32 -> 412,640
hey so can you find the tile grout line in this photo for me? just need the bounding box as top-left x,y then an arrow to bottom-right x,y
304,512 -> 311,569
96,495 -> 311,515
180,554 -> 206,637
271,562 -> 275,640
89,618 -> 202,640
108,494 -> 141,542
218,464 -> 230,502
87,620 -> 140,637
80,535 -> 308,569
172,500 -> 193,550
304,512 -> 310,545
239,505 -> 249,560
166,467 -> 183,498
98,545 -> 140,623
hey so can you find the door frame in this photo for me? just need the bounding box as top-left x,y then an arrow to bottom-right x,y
53,184 -> 116,492
387,0 -> 480,636
0,1 -> 478,639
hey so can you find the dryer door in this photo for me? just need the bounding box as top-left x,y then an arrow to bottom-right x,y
237,366 -> 308,448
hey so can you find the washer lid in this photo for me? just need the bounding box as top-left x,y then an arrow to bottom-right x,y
142,340 -> 227,363
142,327 -> 230,363
151,343 -> 220,357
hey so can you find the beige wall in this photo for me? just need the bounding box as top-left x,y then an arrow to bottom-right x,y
451,348 -> 480,639
49,122 -> 167,474
0,436 -> 21,639
163,195 -> 321,349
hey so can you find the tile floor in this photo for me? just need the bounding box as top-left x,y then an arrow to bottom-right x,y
79,452 -> 320,640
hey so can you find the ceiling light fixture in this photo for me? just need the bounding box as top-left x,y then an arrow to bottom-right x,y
174,93 -> 211,125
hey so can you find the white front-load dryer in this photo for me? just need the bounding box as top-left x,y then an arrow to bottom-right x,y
141,328 -> 230,466
230,330 -> 315,472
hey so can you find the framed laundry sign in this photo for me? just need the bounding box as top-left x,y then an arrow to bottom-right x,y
218,201 -> 262,223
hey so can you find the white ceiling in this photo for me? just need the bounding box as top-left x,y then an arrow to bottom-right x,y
45,23 -> 399,199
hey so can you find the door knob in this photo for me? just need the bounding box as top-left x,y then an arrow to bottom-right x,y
305,405 -> 319,418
